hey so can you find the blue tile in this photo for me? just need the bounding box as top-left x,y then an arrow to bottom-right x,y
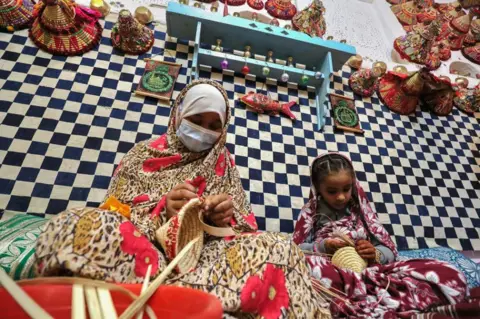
3,152 -> 26,166
6,196 -> 30,212
0,179 -> 14,194
32,183 -> 53,198
92,175 -> 111,189
55,172 -> 76,186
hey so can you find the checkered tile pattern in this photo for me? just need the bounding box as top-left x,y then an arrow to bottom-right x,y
1,16 -> 479,251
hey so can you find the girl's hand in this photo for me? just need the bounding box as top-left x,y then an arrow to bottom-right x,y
203,194 -> 233,227
324,238 -> 348,254
166,183 -> 198,219
355,239 -> 376,260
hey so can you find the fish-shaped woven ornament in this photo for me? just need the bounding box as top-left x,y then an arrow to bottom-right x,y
239,92 -> 297,120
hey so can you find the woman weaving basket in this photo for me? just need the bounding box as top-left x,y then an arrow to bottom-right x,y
293,153 -> 468,318
34,79 -> 327,318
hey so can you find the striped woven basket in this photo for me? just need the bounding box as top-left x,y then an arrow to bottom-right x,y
331,247 -> 368,273
155,198 -> 236,275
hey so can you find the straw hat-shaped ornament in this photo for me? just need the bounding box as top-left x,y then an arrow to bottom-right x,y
29,0 -> 103,56
111,9 -> 154,55
155,198 -> 236,274
219,0 -> 246,6
292,0 -> 326,38
331,247 -> 368,273
0,0 -> 35,31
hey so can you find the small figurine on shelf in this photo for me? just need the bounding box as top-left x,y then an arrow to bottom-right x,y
391,0 -> 438,26
213,39 -> 222,51
453,82 -> 480,114
111,9 -> 154,55
394,19 -> 443,70
267,50 -> 274,62
291,0 -> 326,38
265,0 -> 297,20
0,0 -> 35,31
29,0 -> 103,56
210,1 -> 219,12
348,62 -> 386,97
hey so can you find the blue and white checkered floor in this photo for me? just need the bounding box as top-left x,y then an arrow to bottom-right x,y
0,16 -> 479,251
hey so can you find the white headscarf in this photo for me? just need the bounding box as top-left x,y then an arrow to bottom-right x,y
175,83 -> 227,130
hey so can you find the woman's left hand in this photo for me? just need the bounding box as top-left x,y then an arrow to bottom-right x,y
355,239 -> 376,260
203,194 -> 234,227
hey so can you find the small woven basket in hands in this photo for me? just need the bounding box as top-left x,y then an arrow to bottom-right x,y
331,247 -> 368,273
155,198 -> 235,274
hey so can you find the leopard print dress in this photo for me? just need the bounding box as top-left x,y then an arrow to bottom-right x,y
35,80 -> 330,318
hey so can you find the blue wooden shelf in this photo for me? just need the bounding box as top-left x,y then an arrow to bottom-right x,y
166,2 -> 356,130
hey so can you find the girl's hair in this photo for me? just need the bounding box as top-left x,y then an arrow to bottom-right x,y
312,154 -> 355,189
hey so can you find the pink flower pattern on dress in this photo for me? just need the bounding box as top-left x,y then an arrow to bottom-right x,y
240,263 -> 290,319
143,154 -> 182,172
149,134 -> 168,151
119,221 -> 159,278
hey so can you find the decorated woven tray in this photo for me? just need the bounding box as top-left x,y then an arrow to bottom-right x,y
329,93 -> 364,134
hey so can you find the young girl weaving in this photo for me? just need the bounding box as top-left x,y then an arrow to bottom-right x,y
293,153 -> 468,318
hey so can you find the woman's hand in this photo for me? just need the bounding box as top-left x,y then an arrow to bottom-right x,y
355,239 -> 376,260
166,183 -> 198,219
203,194 -> 233,227
324,239 -> 348,254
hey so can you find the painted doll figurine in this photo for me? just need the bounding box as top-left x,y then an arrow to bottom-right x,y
453,83 -> 480,114
291,0 -> 326,38
378,68 -> 429,115
421,73 -> 454,116
394,19 -> 442,70
348,65 -> 385,97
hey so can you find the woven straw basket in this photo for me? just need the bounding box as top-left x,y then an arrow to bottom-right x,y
155,198 -> 235,274
331,247 -> 368,273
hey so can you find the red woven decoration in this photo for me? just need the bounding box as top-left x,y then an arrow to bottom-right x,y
265,0 -> 297,20
247,0 -> 263,10
0,0 -> 35,31
28,0 -> 102,56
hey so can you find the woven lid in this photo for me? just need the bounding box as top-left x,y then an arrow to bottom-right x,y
111,9 -> 154,55
155,198 -> 236,274
29,0 -> 102,56
331,247 -> 368,273
0,0 -> 34,31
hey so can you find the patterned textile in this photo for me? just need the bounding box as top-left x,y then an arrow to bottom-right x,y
293,153 -> 468,318
411,287 -> 480,319
34,80 -> 328,318
308,256 -> 467,318
0,213 -> 46,280
292,153 -> 398,257
377,70 -> 425,115
398,247 -> 480,289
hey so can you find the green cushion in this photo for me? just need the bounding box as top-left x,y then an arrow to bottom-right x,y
0,214 -> 47,280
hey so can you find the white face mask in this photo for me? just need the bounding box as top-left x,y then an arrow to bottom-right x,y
176,119 -> 221,152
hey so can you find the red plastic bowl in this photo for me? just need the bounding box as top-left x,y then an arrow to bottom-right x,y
1,283 -> 223,319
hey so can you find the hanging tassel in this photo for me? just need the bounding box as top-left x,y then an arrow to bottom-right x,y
75,5 -> 101,25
